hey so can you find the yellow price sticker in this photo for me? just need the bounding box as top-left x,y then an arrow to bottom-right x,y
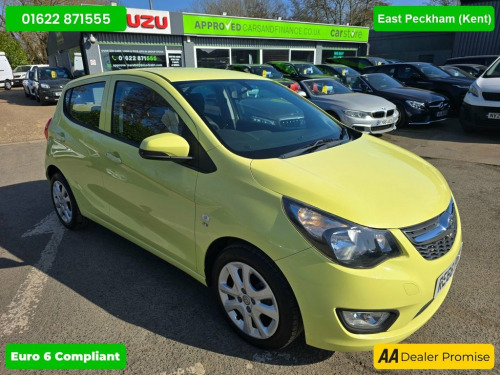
262,69 -> 267,77
342,69 -> 347,76
51,70 -> 57,78
322,85 -> 328,93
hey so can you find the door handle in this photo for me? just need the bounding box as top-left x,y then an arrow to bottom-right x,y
106,152 -> 122,164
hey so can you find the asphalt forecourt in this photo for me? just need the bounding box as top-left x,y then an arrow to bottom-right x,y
0,84 -> 499,374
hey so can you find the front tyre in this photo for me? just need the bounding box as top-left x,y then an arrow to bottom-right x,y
212,245 -> 303,350
50,172 -> 88,229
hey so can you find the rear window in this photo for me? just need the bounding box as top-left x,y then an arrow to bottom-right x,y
64,82 -> 105,129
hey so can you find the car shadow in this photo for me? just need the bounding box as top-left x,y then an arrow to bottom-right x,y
385,118 -> 500,145
0,180 -> 334,365
0,87 -> 57,107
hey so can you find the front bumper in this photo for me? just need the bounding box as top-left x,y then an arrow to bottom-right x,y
340,113 -> 399,134
407,103 -> 450,125
460,102 -> 500,129
39,88 -> 62,102
276,210 -> 462,352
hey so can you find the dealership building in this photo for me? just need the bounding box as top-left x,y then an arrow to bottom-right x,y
47,9 -> 369,74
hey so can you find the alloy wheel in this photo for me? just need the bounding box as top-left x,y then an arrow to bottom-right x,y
52,181 -> 73,224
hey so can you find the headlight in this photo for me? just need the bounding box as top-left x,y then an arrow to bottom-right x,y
40,83 -> 50,89
283,197 -> 401,268
343,109 -> 369,118
453,84 -> 470,89
406,100 -> 426,110
468,83 -> 479,97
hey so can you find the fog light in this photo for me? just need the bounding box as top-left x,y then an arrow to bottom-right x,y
338,309 -> 398,333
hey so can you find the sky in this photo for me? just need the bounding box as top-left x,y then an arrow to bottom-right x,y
120,0 -> 427,12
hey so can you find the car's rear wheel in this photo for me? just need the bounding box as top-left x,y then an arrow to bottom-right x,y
5,80 -> 12,90
212,245 -> 302,350
50,172 -> 88,230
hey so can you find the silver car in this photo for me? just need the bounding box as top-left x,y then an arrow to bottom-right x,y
298,78 -> 399,134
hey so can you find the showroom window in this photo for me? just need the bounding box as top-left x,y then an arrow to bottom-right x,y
322,50 -> 357,63
291,50 -> 315,62
64,82 -> 105,129
231,49 -> 260,64
262,49 -> 289,63
196,48 -> 230,68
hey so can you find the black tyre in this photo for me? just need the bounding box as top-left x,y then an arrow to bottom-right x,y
5,80 -> 12,90
396,104 -> 407,128
50,172 -> 88,230
36,90 -> 40,102
212,245 -> 303,350
24,88 -> 29,97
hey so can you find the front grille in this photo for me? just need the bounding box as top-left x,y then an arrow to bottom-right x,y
387,109 -> 394,116
428,101 -> 449,110
402,200 -> 457,260
373,124 -> 393,131
372,111 -> 384,118
482,92 -> 500,101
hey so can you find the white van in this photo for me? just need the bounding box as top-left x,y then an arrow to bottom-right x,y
0,52 -> 14,90
461,57 -> 500,131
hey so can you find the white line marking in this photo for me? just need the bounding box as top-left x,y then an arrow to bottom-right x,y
0,212 -> 65,336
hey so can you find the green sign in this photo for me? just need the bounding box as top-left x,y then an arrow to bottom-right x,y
5,343 -> 127,370
183,14 -> 369,42
5,6 -> 127,32
373,6 -> 495,32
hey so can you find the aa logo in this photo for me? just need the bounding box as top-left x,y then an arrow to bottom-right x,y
378,348 -> 399,363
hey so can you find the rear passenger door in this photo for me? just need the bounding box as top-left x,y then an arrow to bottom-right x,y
93,76 -> 200,270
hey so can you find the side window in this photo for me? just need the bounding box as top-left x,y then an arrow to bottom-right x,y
396,66 -> 413,80
112,81 -> 185,144
379,65 -> 396,76
64,82 -> 105,129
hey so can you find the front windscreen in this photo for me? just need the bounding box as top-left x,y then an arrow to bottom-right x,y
250,65 -> 284,79
39,67 -> 71,79
293,64 -> 324,75
415,63 -> 450,78
174,79 -> 346,159
362,73 -> 403,90
483,58 -> 500,78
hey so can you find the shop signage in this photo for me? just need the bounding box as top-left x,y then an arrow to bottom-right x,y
125,8 -> 171,34
183,14 -> 368,42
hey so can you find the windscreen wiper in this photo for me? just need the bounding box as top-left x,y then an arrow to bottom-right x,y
279,134 -> 347,159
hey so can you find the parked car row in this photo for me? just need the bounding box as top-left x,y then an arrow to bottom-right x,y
226,59 -> 466,134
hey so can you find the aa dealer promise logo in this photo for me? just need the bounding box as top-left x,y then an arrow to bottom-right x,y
374,344 -> 494,370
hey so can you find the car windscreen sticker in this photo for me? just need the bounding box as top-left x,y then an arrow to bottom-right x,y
51,71 -> 57,78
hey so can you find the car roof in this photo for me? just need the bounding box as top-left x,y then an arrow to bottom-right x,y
76,68 -> 267,83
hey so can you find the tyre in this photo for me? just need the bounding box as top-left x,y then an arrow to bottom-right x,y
5,80 -> 12,90
212,245 -> 303,350
36,90 -> 40,102
50,172 -> 88,230
396,104 -> 407,128
24,88 -> 29,97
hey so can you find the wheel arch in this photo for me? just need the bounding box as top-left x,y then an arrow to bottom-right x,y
46,164 -> 63,181
204,237 -> 265,286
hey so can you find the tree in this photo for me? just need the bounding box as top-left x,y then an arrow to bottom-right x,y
1,0 -> 107,64
289,0 -> 391,26
425,0 -> 460,5
191,0 -> 289,19
0,31 -> 28,66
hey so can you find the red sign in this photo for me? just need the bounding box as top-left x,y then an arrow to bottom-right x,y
125,8 -> 171,34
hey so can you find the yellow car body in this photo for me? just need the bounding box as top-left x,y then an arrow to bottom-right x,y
45,68 -> 462,351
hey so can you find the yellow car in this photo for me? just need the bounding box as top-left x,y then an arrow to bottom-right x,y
45,68 -> 462,351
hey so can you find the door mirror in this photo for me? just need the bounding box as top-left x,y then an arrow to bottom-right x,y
139,133 -> 192,161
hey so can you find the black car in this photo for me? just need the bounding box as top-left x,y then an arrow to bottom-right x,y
445,55 -> 499,67
445,64 -> 488,78
226,64 -> 297,88
33,66 -> 72,105
266,61 -> 325,82
362,62 -> 473,112
352,73 -> 450,127
325,56 -> 388,72
315,64 -> 360,87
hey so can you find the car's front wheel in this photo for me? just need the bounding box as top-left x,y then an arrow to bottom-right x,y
212,245 -> 303,350
50,172 -> 88,229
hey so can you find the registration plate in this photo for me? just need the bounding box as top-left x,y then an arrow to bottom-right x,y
486,112 -> 500,120
436,110 -> 448,117
377,118 -> 393,125
434,246 -> 461,299
55,92 -> 61,97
